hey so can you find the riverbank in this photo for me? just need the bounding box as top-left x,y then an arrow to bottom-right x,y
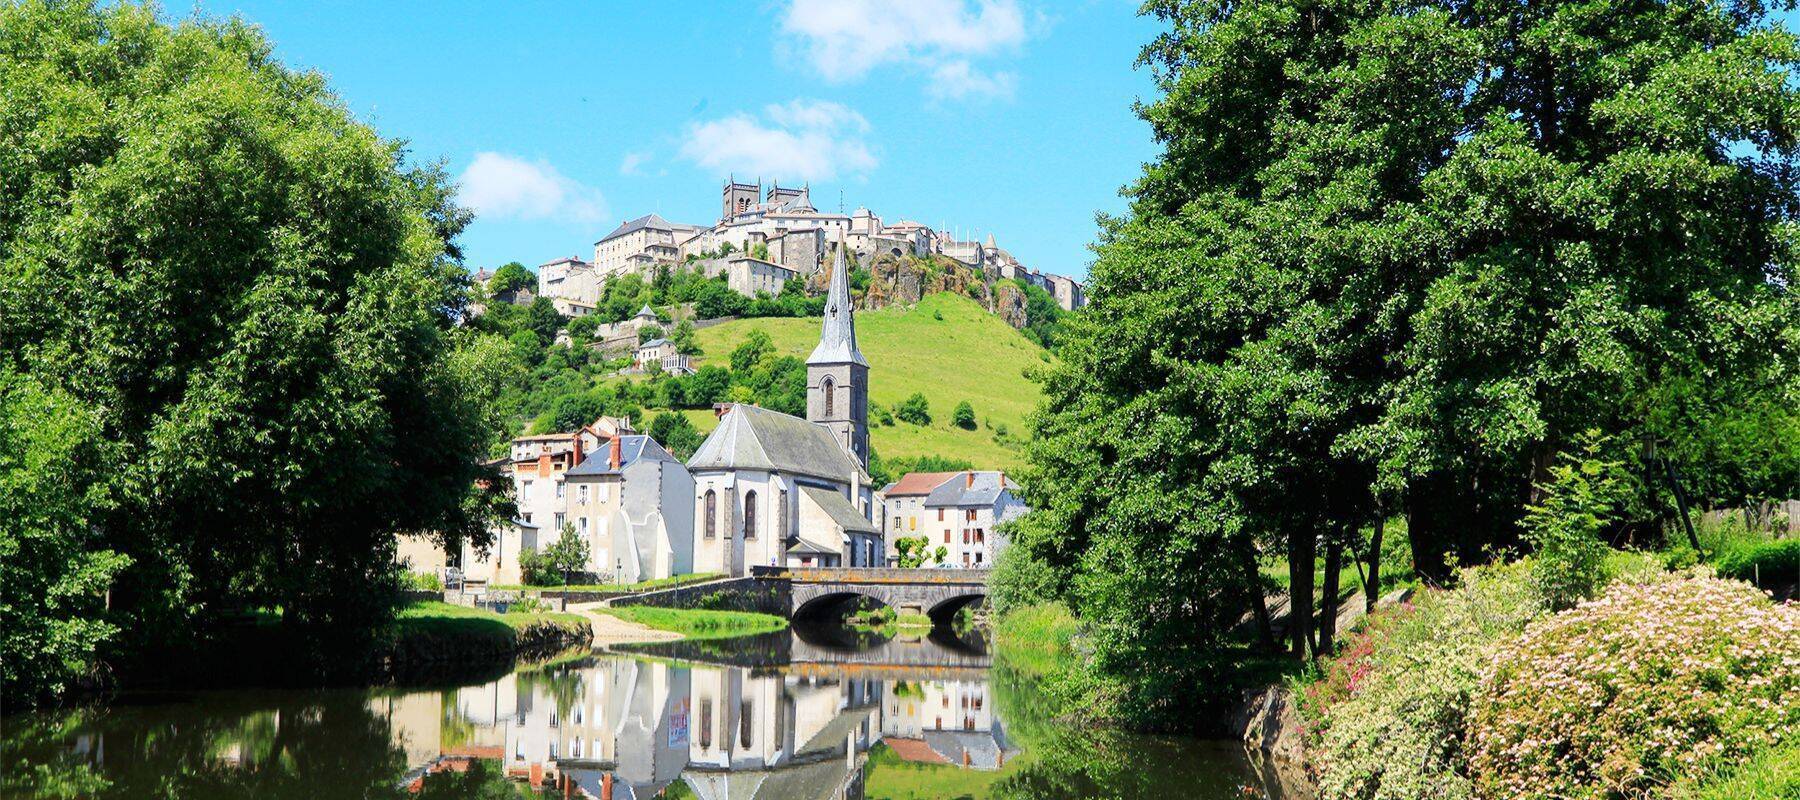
588,605 -> 789,641
388,601 -> 591,669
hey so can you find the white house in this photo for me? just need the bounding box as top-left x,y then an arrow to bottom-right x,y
920,472 -> 1027,569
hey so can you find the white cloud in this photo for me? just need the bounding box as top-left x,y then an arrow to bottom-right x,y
780,0 -> 1033,98
619,151 -> 650,176
928,60 -> 1017,101
679,99 -> 877,182
456,153 -> 606,223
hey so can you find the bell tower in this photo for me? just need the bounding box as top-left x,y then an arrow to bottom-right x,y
807,235 -> 869,470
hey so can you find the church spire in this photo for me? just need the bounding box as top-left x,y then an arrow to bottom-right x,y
808,233 -> 867,367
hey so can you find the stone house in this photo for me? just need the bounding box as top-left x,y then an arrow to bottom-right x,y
879,471 -> 962,563
563,434 -> 696,584
921,472 -> 1028,569
593,214 -> 701,282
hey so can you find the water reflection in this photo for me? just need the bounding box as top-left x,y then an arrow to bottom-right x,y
3,627 -> 1300,800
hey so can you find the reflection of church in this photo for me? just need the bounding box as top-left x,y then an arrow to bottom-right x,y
413,655 -> 1015,800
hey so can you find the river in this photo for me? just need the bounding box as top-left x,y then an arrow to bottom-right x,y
1,621 -> 1299,799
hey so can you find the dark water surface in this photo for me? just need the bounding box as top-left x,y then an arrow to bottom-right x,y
3,622 -> 1298,799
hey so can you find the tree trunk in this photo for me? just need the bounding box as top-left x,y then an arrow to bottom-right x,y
1239,542 -> 1276,652
1288,528 -> 1316,660
1318,538 -> 1343,657
1364,517 -> 1384,613
1662,459 -> 1701,552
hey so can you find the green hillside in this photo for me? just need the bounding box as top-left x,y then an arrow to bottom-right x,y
686,293 -> 1047,471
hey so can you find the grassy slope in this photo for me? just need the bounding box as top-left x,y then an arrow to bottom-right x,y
689,292 -> 1048,471
394,600 -> 588,649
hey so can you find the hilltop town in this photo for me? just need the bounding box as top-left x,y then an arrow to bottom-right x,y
479,179 -> 1086,328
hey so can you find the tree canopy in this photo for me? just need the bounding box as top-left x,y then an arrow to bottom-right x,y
0,1 -> 512,701
1000,0 -> 1800,727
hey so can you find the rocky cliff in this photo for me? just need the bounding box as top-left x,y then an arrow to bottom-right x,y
813,247 -> 1032,330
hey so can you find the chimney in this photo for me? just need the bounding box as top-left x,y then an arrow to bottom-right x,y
965,472 -> 975,489
610,435 -> 623,470
571,435 -> 584,467
714,402 -> 735,419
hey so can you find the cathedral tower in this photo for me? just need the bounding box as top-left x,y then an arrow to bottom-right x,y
807,235 -> 869,470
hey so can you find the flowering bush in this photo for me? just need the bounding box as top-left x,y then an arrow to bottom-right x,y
1305,561 -> 1543,800
1467,574 -> 1800,799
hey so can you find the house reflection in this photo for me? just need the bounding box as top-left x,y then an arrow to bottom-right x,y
419,656 -> 1007,799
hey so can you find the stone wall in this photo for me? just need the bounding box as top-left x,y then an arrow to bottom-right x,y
608,576 -> 791,616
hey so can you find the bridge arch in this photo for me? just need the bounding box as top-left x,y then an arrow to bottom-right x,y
925,592 -> 987,624
792,589 -> 886,621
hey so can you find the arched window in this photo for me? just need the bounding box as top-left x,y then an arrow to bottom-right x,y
704,490 -> 717,539
743,490 -> 758,540
821,376 -> 835,417
739,700 -> 754,748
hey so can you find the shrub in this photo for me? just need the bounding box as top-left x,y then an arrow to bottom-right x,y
1713,538 -> 1800,588
953,400 -> 976,429
1520,433 -> 1628,610
402,570 -> 443,592
1467,574 -> 1800,799
1305,561 -> 1543,800
896,392 -> 931,426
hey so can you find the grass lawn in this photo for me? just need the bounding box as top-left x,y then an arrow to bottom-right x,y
488,573 -> 725,593
688,293 -> 1047,471
394,601 -> 587,650
1674,740 -> 1800,800
597,606 -> 788,639
863,740 -> 1027,800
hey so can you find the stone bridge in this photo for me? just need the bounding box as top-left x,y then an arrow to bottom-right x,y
752,566 -> 991,622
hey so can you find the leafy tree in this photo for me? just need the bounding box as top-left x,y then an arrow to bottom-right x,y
0,372 -> 131,703
566,314 -> 601,344
670,320 -> 701,356
538,525 -> 591,586
681,366 -> 733,408
487,262 -> 535,296
649,412 -> 704,460
0,1 -> 512,697
729,330 -> 775,374
953,401 -> 977,430
896,393 -> 932,426
638,324 -> 664,345
693,278 -> 747,319
750,242 -> 770,261
527,297 -> 563,345
1001,0 -> 1800,726
894,536 -> 934,568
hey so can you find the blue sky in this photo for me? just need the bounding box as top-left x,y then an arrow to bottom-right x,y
198,1 -> 1166,280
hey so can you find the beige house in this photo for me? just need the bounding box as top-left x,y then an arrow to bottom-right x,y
697,255 -> 797,298
563,434 -> 695,584
594,214 -> 700,281
879,471 -> 961,563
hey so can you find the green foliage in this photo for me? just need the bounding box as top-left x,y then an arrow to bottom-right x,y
870,401 -> 894,426
599,606 -> 787,639
1468,574 -> 1800,799
1674,740 -> 1800,800
1008,279 -> 1068,350
730,330 -> 775,374
649,412 -> 703,461
952,400 -> 976,430
892,536 -> 934,568
749,242 -> 769,261
0,372 -> 131,703
1713,538 -> 1800,587
566,314 -> 601,343
1006,0 -> 1800,728
896,392 -> 932,426
0,1 -> 513,700
1304,563 -> 1544,800
1521,433 -> 1630,610
487,262 -> 534,296
539,526 -> 590,585
400,570 -> 443,592
638,324 -> 664,345
670,319 -> 700,355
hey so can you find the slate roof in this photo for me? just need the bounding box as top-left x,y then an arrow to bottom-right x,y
885,471 -> 959,498
564,436 -> 676,478
686,404 -> 866,483
801,485 -> 878,535
923,471 -> 1018,508
638,338 -> 671,349
597,214 -> 689,244
806,236 -> 867,367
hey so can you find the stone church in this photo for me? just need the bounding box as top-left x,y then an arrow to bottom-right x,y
686,235 -> 881,575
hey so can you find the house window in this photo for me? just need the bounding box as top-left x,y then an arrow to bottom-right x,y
975,552 -> 983,564
743,490 -> 758,540
700,699 -> 713,749
554,513 -> 565,532
704,490 -> 717,538
910,518 -> 916,531
556,482 -> 565,499
578,517 -> 589,535
740,700 -> 754,748
944,530 -> 951,543
937,509 -> 944,522
521,480 -> 534,501
966,509 -> 976,522
579,484 -> 589,503
548,741 -> 558,759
